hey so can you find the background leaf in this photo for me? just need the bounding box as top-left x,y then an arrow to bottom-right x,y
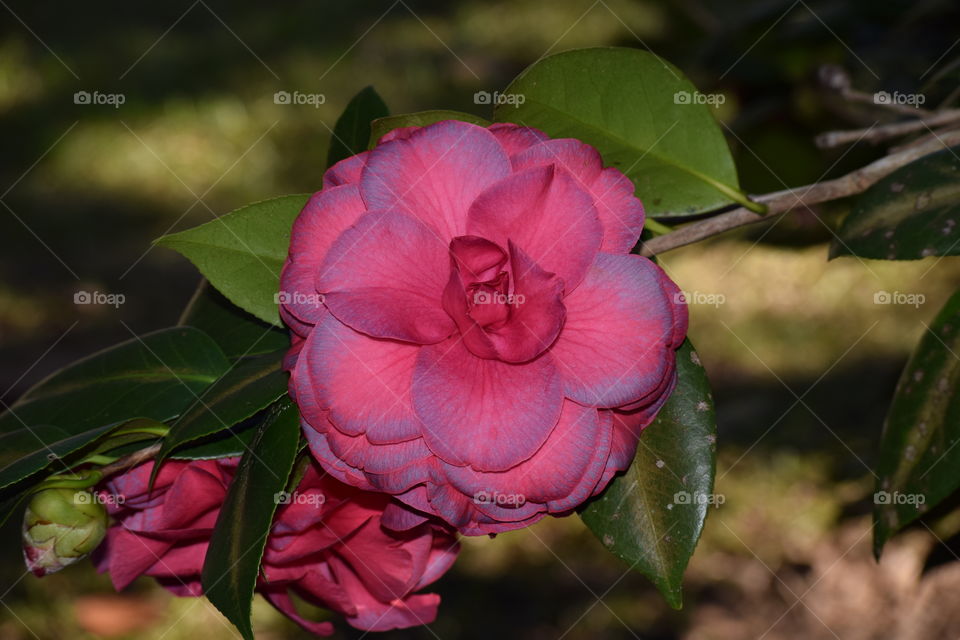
0,425 -> 111,492
494,47 -> 743,217
579,340 -> 717,608
368,110 -> 490,147
201,399 -> 301,640
832,146 -> 960,260
327,86 -> 389,168
156,194 -> 310,326
874,289 -> 960,554
155,351 -> 288,466
0,327 -> 230,436
179,279 -> 289,359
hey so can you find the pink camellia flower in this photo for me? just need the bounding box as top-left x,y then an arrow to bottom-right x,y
281,121 -> 687,535
93,458 -> 458,634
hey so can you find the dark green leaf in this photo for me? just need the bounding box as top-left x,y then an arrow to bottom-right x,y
580,340 -> 717,608
171,415 -> 260,460
179,279 -> 289,359
156,194 -> 311,326
202,399 -> 300,640
494,47 -> 746,217
368,110 -> 490,148
155,351 -> 288,466
327,86 -> 389,168
875,289 -> 960,554
0,425 -> 108,491
0,328 -> 230,436
832,146 -> 960,260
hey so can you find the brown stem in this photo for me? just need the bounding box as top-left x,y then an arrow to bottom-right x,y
98,442 -> 162,478
641,128 -> 960,257
816,110 -> 960,148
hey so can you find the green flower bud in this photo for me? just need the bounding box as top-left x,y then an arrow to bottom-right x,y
22,488 -> 108,577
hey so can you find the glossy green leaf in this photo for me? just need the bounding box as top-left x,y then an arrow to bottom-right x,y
0,328 -> 230,436
875,289 -> 960,554
580,340 -> 717,608
171,415 -> 260,460
832,146 -> 960,260
0,425 -> 106,491
179,279 -> 289,359
327,86 -> 389,168
155,351 -> 288,466
0,425 -> 69,469
368,110 -> 490,147
494,47 -> 745,217
156,194 -> 311,326
202,399 -> 301,640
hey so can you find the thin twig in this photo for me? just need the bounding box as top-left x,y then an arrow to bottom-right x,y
98,442 -> 161,477
816,110 -> 960,148
641,128 -> 960,257
840,88 -> 935,118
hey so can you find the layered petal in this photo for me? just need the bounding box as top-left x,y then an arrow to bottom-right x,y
322,151 -> 369,189
303,314 -> 423,443
550,253 -> 678,408
512,139 -> 644,254
281,184 -> 367,325
488,122 -> 548,155
467,164 -> 602,292
412,338 -> 563,470
443,401 -> 609,508
317,210 -> 455,344
360,121 -> 511,241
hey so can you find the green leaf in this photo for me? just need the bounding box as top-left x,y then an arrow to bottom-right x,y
179,279 -> 289,359
0,425 -> 69,469
155,351 -> 288,467
327,86 -> 389,168
171,415 -> 260,460
0,425 -> 110,492
156,194 -> 311,326
494,47 -> 746,217
202,399 -> 300,640
875,289 -> 960,554
832,146 -> 960,260
0,327 -> 230,436
368,110 -> 490,148
580,340 -> 717,608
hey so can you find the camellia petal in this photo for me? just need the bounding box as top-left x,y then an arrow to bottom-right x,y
281,184 -> 367,325
304,314 -> 423,443
317,210 -> 455,344
360,121 -> 511,241
550,253 -> 681,408
513,138 -> 644,254
467,164 -> 602,292
412,338 -> 563,471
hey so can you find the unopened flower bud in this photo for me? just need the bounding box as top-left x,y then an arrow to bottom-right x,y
22,488 -> 108,577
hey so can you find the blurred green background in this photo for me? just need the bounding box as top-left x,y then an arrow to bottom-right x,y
3,0 -> 960,638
